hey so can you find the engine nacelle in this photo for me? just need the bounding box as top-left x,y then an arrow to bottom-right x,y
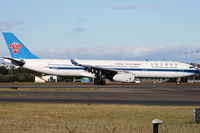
113,73 -> 135,83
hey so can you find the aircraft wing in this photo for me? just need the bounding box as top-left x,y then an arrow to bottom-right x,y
71,59 -> 136,84
70,59 -> 118,77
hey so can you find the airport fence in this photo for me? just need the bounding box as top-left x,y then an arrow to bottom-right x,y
0,120 -> 200,133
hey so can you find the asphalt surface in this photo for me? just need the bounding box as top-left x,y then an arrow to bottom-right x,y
0,83 -> 200,105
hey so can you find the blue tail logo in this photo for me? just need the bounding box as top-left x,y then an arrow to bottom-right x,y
2,32 -> 40,59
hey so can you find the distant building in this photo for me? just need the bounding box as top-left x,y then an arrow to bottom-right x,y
72,77 -> 91,83
6,64 -> 15,69
35,75 -> 57,83
0,63 -> 15,69
0,63 -> 5,67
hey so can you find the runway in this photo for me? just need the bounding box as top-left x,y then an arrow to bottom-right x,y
0,83 -> 200,105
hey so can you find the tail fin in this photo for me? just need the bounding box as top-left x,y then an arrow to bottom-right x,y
2,32 -> 40,59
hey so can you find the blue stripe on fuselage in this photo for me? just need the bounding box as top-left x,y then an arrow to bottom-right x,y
46,66 -> 199,74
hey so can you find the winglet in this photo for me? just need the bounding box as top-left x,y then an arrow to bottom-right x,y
71,59 -> 78,65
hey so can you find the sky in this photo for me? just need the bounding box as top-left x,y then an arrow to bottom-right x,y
0,0 -> 200,63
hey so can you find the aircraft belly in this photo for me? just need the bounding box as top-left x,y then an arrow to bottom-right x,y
24,65 -> 82,76
48,69 -> 83,76
133,71 -> 180,78
176,72 -> 194,78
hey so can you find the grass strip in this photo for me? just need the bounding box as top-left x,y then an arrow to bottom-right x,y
0,103 -> 199,133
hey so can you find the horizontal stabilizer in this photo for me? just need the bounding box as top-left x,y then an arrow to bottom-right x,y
3,57 -> 25,66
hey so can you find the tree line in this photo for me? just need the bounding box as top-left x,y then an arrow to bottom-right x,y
0,66 -> 42,82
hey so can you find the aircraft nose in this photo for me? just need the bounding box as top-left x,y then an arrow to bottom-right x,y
196,68 -> 200,74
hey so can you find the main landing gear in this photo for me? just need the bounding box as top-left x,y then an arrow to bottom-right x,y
93,73 -> 106,85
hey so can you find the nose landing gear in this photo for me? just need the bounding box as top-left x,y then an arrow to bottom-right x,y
176,78 -> 181,85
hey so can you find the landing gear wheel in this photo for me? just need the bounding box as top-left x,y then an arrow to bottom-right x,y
176,78 -> 181,85
94,78 -> 99,85
94,78 -> 106,85
100,81 -> 105,85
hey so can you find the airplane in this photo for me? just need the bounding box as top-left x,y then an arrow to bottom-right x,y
2,32 -> 199,85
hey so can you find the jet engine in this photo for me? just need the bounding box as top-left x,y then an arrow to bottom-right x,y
113,73 -> 135,83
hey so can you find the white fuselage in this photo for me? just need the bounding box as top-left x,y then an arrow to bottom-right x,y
20,59 -> 199,79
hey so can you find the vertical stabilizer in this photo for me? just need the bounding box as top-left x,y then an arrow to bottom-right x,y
2,32 -> 40,59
